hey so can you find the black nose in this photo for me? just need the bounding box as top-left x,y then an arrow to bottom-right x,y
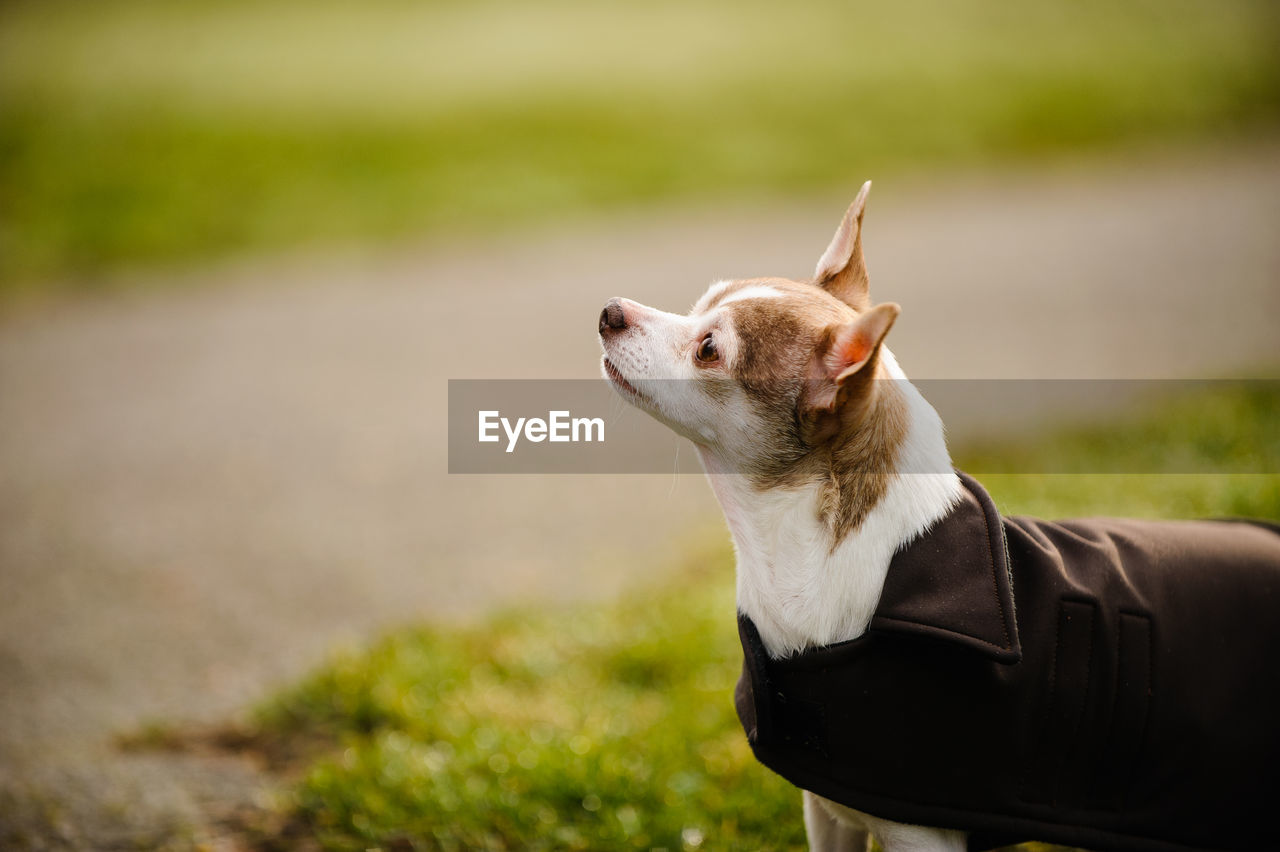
599,298 -> 627,334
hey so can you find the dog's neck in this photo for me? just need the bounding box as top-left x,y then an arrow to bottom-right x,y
699,349 -> 961,658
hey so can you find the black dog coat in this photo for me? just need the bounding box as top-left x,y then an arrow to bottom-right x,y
735,473 -> 1280,852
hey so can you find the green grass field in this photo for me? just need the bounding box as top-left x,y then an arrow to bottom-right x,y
218,383 -> 1279,850
2,0 -> 1279,292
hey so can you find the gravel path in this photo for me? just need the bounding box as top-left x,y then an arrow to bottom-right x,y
2,143 -> 1279,847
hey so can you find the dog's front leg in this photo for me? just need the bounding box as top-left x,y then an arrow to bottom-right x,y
803,791 -> 870,852
862,817 -> 966,852
806,793 -> 966,852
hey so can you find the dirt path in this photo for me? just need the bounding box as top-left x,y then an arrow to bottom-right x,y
2,143 -> 1279,846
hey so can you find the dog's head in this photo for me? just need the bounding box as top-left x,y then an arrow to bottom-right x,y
598,182 -> 904,481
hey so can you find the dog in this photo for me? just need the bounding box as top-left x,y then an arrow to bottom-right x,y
596,183 -> 1280,852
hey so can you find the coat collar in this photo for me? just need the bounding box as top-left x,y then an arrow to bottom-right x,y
868,471 -> 1021,662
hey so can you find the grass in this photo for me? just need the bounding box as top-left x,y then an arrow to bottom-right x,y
2,0 -> 1280,292
218,382 -> 1280,850
256,557 -> 785,851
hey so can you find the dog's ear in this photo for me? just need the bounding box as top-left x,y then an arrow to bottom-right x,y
804,302 -> 899,416
814,181 -> 873,310
824,301 -> 899,383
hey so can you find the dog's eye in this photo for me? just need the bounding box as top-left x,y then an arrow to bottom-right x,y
695,333 -> 719,363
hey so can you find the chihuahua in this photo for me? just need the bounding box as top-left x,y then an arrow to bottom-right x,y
596,184 -> 1280,852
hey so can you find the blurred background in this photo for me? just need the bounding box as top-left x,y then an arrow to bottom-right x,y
1,0 -> 1278,848
3,0 -> 1280,291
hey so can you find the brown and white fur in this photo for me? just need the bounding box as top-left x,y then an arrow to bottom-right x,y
598,183 -> 967,852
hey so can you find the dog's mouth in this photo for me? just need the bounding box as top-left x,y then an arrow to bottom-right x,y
602,356 -> 646,403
